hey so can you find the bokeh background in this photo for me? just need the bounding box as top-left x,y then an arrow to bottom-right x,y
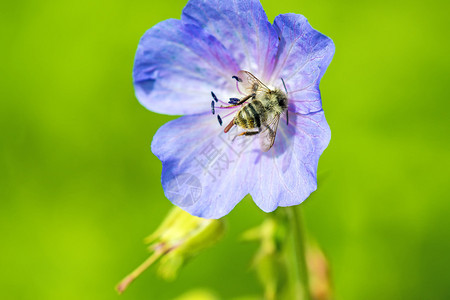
1,0 -> 449,299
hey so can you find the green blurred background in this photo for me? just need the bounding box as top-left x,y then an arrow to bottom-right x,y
1,0 -> 449,299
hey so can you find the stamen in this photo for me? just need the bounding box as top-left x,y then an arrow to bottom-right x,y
281,77 -> 288,95
221,109 -> 239,120
211,101 -> 215,115
232,76 -> 242,82
229,98 -> 240,104
217,115 -> 223,126
211,91 -> 218,102
217,105 -> 238,110
234,79 -> 244,95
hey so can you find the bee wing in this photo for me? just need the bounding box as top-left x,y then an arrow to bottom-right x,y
237,70 -> 271,94
259,113 -> 281,152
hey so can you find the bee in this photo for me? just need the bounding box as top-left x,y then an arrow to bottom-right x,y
222,71 -> 288,152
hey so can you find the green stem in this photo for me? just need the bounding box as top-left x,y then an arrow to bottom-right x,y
116,250 -> 164,294
287,206 -> 311,300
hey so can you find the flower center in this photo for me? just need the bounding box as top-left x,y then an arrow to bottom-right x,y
209,70 -> 289,152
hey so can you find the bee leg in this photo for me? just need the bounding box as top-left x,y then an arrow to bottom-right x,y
237,131 -> 259,137
220,93 -> 255,108
224,118 -> 235,133
237,93 -> 256,105
231,130 -> 258,142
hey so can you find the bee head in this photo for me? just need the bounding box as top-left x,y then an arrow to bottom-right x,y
274,89 -> 288,111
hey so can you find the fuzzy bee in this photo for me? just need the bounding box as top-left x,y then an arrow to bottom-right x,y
221,71 -> 288,152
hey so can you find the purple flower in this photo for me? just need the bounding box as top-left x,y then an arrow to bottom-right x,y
133,0 -> 334,219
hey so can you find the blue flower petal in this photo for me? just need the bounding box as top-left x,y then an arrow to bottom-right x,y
272,14 -> 335,114
151,113 -> 255,219
182,0 -> 279,80
248,111 -> 331,212
134,19 -> 240,115
152,110 -> 330,217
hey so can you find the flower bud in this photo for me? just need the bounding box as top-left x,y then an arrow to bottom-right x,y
117,207 -> 225,293
242,214 -> 288,300
174,289 -> 219,300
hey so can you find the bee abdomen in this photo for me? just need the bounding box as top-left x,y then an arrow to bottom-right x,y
237,102 -> 261,129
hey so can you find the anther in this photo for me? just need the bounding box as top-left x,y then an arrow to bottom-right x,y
211,91 -> 218,102
211,101 -> 215,115
232,75 -> 242,82
217,115 -> 223,126
281,77 -> 288,95
229,98 -> 240,104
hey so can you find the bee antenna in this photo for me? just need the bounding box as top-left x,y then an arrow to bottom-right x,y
281,77 -> 288,95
